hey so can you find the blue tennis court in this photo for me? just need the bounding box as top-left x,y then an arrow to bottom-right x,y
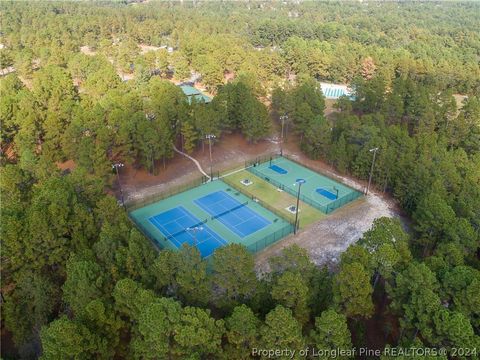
194,190 -> 271,238
269,164 -> 288,174
316,187 -> 338,200
148,206 -> 227,258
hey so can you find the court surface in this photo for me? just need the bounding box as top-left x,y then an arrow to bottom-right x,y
270,164 -> 288,174
316,187 -> 337,201
129,180 -> 294,257
194,190 -> 271,238
148,206 -> 226,258
248,156 -> 362,213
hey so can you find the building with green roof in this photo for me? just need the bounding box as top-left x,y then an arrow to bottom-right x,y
179,85 -> 212,104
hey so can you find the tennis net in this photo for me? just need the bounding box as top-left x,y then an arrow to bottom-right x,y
165,219 -> 208,240
211,201 -> 248,220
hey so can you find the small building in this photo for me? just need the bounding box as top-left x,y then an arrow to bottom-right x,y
179,84 -> 212,104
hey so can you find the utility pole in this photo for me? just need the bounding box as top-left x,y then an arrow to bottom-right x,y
366,147 -> 379,195
293,178 -> 306,234
112,163 -> 125,208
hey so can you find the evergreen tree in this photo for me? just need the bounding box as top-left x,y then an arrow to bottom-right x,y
271,271 -> 310,325
310,309 -> 353,359
333,262 -> 374,319
225,305 -> 260,359
259,306 -> 305,359
181,120 -> 198,154
211,244 -> 258,311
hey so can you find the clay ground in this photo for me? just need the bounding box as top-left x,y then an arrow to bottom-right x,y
117,126 -> 404,271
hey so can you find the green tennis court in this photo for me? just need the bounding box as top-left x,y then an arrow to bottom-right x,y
129,180 -> 294,257
247,156 -> 362,214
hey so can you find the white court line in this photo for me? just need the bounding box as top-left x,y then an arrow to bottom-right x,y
176,206 -> 229,247
149,216 -> 182,248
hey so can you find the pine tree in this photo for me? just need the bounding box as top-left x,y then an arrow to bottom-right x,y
181,120 -> 198,154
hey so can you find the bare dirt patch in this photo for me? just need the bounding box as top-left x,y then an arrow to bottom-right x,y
139,44 -> 162,54
56,159 -> 76,172
254,189 -> 400,273
119,133 -> 278,204
453,94 -> 467,116
80,45 -> 97,56
120,154 -> 197,204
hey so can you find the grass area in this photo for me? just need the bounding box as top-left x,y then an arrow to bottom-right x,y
222,169 -> 325,228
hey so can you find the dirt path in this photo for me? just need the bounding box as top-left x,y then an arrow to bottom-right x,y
173,144 -> 210,179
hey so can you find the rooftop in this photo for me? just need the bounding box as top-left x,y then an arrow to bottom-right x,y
179,85 -> 212,104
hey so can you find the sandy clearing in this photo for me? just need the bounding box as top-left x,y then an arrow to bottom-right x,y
254,189 -> 399,274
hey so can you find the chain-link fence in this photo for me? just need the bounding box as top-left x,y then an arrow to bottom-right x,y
244,152 -> 282,168
247,166 -> 362,214
125,175 -> 209,212
245,224 -> 294,253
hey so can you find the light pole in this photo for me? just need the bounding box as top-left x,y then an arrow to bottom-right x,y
205,134 -> 216,162
112,163 -> 125,208
186,226 -> 204,248
366,147 -> 379,195
293,178 -> 306,234
280,115 -> 287,155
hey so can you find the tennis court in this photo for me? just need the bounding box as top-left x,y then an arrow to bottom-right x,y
148,206 -> 226,258
194,190 -> 271,238
129,180 -> 294,257
248,156 -> 362,214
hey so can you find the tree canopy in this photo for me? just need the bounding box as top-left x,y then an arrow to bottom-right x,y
1,1 -> 479,359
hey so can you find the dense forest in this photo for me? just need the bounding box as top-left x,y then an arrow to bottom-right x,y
1,1 -> 479,359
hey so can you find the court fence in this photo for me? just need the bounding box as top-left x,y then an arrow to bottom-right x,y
247,166 -> 362,214
245,223 -> 294,254
206,151 -> 281,180
129,216 -> 162,250
129,200 -> 293,256
125,175 -> 209,212
221,175 -> 296,227
245,152 -> 281,169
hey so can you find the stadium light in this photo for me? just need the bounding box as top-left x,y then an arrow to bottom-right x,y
280,114 -> 288,154
186,226 -> 204,247
366,147 -> 379,195
206,134 -> 216,162
112,163 -> 125,208
293,178 -> 306,234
